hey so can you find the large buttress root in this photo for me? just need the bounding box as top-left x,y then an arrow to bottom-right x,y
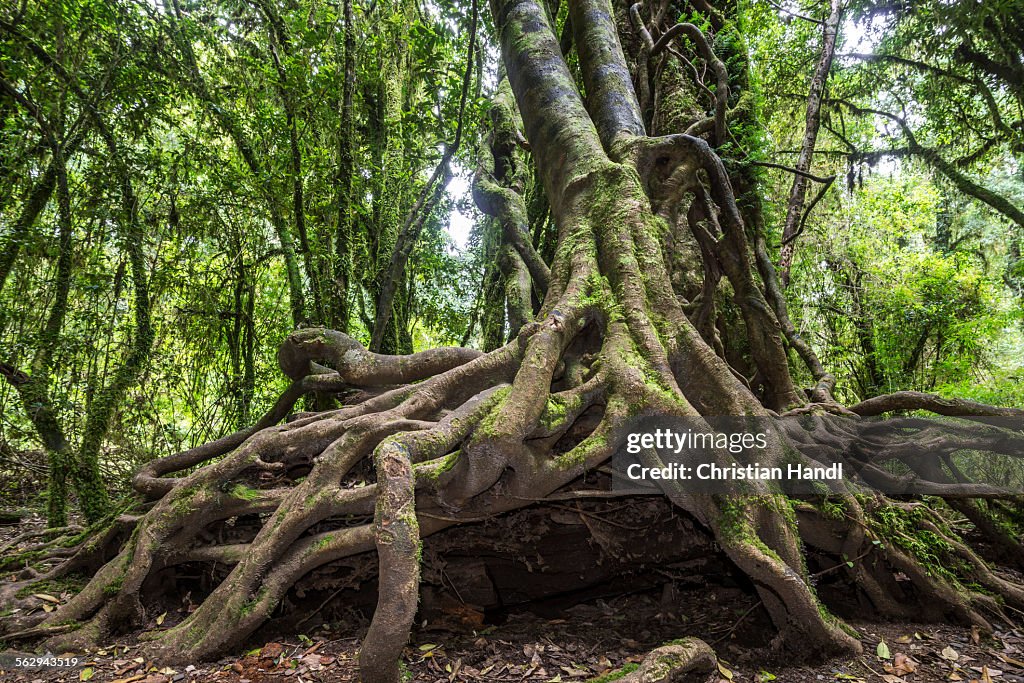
359,440 -> 419,683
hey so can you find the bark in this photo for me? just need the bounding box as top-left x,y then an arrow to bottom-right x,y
473,76 -> 550,339
0,143 -> 75,527
777,0 -> 844,287
253,0 -> 325,323
366,0 -> 418,355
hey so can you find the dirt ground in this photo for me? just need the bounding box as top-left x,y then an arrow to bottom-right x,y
2,584 -> 1023,683
3,513 -> 1024,683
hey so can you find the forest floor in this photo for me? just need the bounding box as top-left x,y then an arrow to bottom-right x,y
2,515 -> 1024,683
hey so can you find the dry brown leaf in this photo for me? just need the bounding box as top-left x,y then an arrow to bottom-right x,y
890,653 -> 918,676
261,642 -> 285,660
995,653 -> 1024,668
110,675 -> 146,683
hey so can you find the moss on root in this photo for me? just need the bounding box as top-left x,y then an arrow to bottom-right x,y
15,576 -> 86,599
587,662 -> 639,682
870,504 -> 970,584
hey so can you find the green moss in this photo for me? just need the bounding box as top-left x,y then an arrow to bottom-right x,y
553,431 -> 607,470
588,663 -> 639,682
103,574 -> 125,598
715,496 -> 791,566
239,588 -> 268,619
171,484 -> 203,515
473,386 -> 513,440
870,504 -> 969,583
820,497 -> 846,521
540,393 -> 582,431
15,576 -> 85,599
229,484 -> 261,501
415,451 -> 460,481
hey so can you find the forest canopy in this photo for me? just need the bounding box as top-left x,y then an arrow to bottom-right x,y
1,0 -> 1024,679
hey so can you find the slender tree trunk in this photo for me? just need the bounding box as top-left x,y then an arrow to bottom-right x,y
332,0 -> 356,333
777,0 -> 843,287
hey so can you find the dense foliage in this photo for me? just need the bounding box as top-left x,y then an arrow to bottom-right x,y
1,0 -> 1021,520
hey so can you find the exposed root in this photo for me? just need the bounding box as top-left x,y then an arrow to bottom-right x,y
616,638 -> 718,682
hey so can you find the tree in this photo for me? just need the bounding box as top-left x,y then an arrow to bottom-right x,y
2,0 -> 1024,682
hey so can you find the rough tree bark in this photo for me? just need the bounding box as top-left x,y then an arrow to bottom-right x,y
3,1 -> 1024,683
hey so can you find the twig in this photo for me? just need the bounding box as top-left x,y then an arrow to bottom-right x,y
711,601 -> 762,644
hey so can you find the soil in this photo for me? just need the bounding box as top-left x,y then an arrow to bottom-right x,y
3,512 -> 1023,683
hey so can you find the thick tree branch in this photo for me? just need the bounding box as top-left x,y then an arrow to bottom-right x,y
569,0 -> 645,149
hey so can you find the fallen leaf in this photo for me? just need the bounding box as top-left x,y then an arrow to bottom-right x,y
155,612 -> 166,626
881,676 -> 905,683
261,642 -> 284,660
878,641 -> 892,659
942,646 -> 961,662
886,653 -> 918,676
33,593 -> 61,603
718,662 -> 734,680
995,654 -> 1024,668
80,668 -> 96,681
110,675 -> 146,683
